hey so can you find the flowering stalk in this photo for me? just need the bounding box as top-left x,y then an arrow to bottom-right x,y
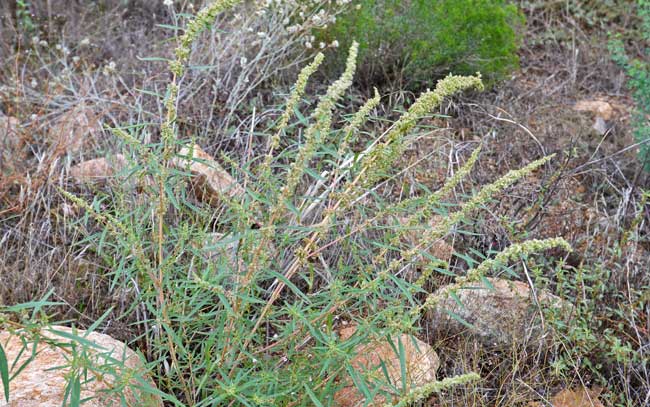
386,372 -> 481,407
333,74 -> 484,209
256,52 -> 325,191
243,42 -> 359,283
394,153 -> 556,276
239,68 -> 484,366
158,1 -> 243,401
338,87 -> 381,158
278,41 -> 359,204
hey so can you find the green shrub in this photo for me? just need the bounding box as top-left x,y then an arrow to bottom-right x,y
319,0 -> 523,89
610,0 -> 650,171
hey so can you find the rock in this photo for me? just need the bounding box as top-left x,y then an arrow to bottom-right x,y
573,100 -> 614,121
171,144 -> 245,206
334,329 -> 439,407
592,116 -> 609,135
69,155 -> 127,183
549,387 -> 605,407
529,387 -> 604,407
50,104 -> 100,153
0,325 -> 163,406
573,99 -> 615,135
427,277 -> 570,347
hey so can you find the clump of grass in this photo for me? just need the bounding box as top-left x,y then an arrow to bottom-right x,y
1,1 -> 574,406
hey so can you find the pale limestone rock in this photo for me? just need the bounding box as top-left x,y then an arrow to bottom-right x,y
0,325 -> 162,407
334,329 -> 439,407
428,277 -> 570,347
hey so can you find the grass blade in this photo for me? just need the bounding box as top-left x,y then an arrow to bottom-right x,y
0,343 -> 9,402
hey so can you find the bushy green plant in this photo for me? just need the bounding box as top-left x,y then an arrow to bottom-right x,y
610,0 -> 650,171
318,0 -> 523,89
0,1 -> 571,406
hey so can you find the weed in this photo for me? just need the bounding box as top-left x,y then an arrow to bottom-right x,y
0,2 -> 574,405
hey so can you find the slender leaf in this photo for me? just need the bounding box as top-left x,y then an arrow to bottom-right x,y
0,343 -> 9,402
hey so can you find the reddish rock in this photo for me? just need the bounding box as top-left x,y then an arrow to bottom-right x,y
573,99 -> 616,135
528,387 -> 605,407
398,215 -> 454,282
69,155 -> 127,183
573,100 -> 614,121
172,144 -> 244,205
549,387 -> 605,407
401,215 -> 454,263
334,329 -> 439,407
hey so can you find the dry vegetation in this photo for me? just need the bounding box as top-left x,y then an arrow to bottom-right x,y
0,1 -> 648,406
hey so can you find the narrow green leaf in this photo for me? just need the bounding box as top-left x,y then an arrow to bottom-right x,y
303,384 -> 325,407
397,336 -> 407,392
294,107 -> 308,126
480,276 -> 496,291
47,328 -> 103,350
70,375 -> 81,407
136,56 -> 171,62
85,307 -> 114,336
444,309 -> 474,329
448,290 -> 465,309
268,270 -> 310,303
345,364 -> 372,400
0,343 -> 9,402
188,65 -> 218,71
164,182 -> 181,210
3,300 -> 63,312
156,23 -> 182,31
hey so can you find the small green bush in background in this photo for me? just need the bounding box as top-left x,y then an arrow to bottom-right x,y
610,0 -> 650,171
318,0 -> 523,89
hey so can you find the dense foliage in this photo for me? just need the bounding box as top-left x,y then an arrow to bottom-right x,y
319,0 -> 523,89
